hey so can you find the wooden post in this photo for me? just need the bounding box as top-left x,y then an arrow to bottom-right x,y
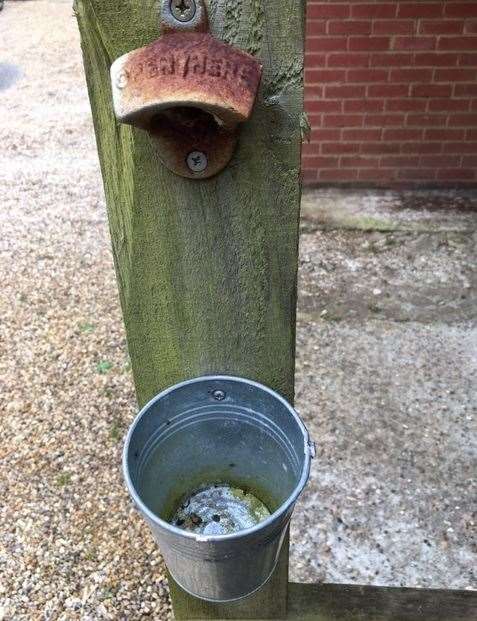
75,0 -> 305,618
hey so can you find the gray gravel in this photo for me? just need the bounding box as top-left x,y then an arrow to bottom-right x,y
0,2 -> 475,619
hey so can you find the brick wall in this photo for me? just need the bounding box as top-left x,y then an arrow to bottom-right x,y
303,1 -> 477,185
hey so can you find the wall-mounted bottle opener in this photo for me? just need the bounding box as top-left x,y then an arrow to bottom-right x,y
110,0 -> 263,179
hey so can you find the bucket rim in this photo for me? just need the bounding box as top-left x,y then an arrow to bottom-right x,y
123,375 -> 313,543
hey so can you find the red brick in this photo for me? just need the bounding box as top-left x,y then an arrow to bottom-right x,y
304,85 -> 324,99
302,142 -> 319,156
303,156 -> 340,169
462,156 -> 477,167
358,168 -> 396,181
305,53 -> 327,68
373,20 -> 414,35
394,36 -> 436,51
310,129 -> 341,142
348,69 -> 389,82
370,53 -> 413,66
401,142 -> 443,154
325,85 -> 366,99
435,68 -> 477,81
386,99 -> 427,112
438,37 -> 477,51
421,155 -> 461,168
302,169 -> 318,183
349,37 -> 390,51
342,128 -> 382,141
448,113 -> 477,126
445,3 -> 477,18
428,99 -> 470,112
319,168 -> 358,181
323,114 -> 364,128
351,4 -> 397,19
308,37 -> 348,52
384,128 -> 423,141
306,20 -> 326,36
415,53 -> 459,66
460,53 -> 477,66
446,141 -> 477,153
329,21 -> 371,35
305,69 -> 346,83
412,84 -> 452,97
340,155 -> 379,168
308,4 -> 350,19
322,142 -> 361,154
365,114 -> 405,126
467,129 -> 477,140
380,156 -> 420,167
390,68 -> 433,82
368,84 -> 410,98
306,100 -> 343,113
465,21 -> 477,35
425,128 -> 466,140
437,169 -> 475,180
407,114 -> 448,126
361,142 -> 401,154
344,99 -> 384,113
397,168 -> 437,180
420,155 -> 462,167
307,114 -> 322,129
420,20 -> 464,35
454,83 -> 477,96
328,53 -> 369,67
398,3 -> 444,19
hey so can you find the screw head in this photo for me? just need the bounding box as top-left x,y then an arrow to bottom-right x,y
186,150 -> 208,173
213,390 -> 226,401
170,0 -> 196,22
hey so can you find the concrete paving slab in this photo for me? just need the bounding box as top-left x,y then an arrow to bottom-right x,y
292,208 -> 476,589
302,188 -> 477,233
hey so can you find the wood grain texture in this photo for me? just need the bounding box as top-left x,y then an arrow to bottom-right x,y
75,0 -> 305,618
288,583 -> 477,621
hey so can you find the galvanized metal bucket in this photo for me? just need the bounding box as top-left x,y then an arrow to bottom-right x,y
123,375 -> 313,602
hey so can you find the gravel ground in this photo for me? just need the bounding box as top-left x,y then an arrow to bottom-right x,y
0,2 -> 476,620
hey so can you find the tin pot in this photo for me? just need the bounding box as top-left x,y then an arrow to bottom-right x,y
123,375 -> 313,602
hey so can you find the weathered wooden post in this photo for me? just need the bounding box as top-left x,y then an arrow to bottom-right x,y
76,0 -> 305,618
76,2 -> 477,619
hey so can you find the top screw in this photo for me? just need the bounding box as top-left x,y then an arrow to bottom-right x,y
213,390 -> 226,401
170,0 -> 196,22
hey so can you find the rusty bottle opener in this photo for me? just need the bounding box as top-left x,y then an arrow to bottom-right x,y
110,0 -> 262,179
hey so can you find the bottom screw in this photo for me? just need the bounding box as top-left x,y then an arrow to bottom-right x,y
213,390 -> 226,401
170,0 -> 196,22
186,151 -> 208,173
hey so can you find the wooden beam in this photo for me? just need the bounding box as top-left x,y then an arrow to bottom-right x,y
75,0 -> 305,618
288,583 -> 477,621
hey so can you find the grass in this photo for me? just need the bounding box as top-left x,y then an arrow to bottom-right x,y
79,322 -> 95,333
110,420 -> 122,443
56,472 -> 72,487
83,548 -> 97,562
96,360 -> 113,374
368,303 -> 382,314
